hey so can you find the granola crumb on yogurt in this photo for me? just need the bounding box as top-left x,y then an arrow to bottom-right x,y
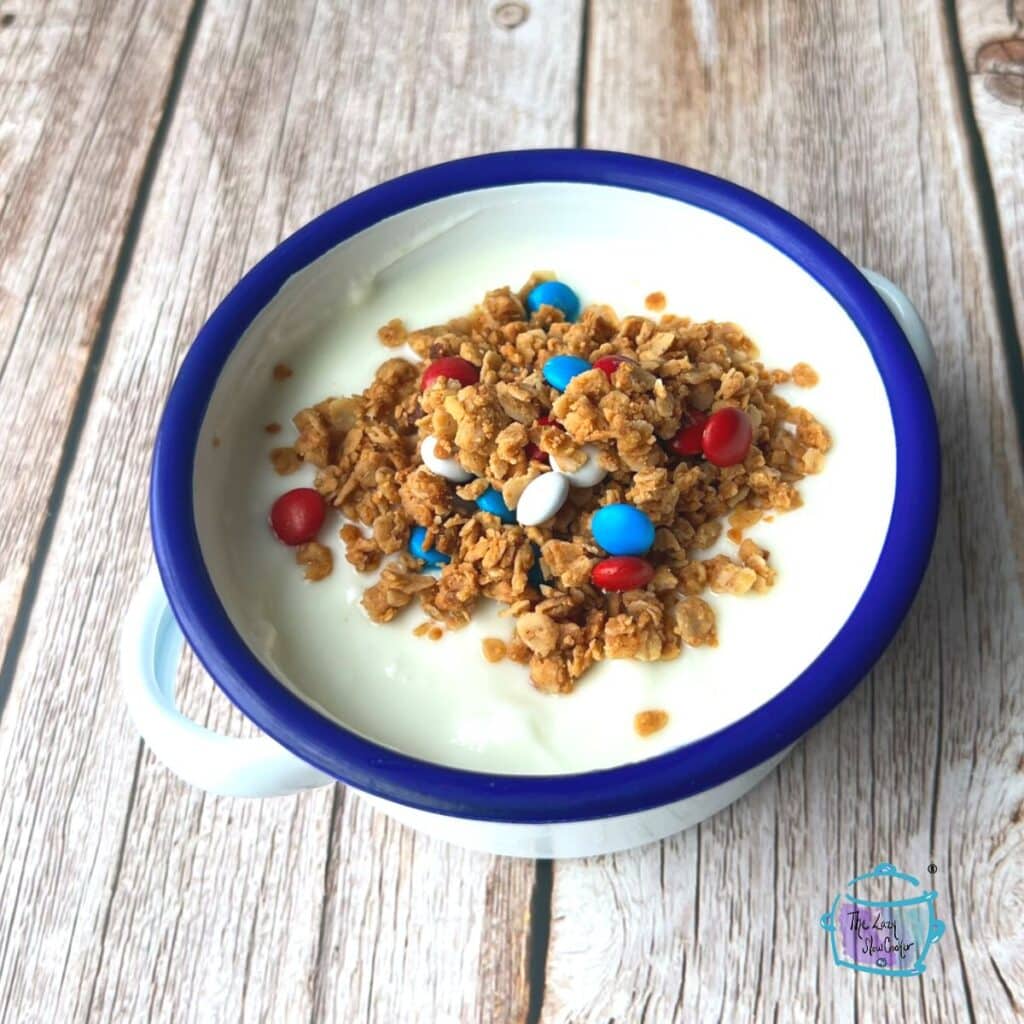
482,638 -> 507,663
792,362 -> 820,387
635,709 -> 670,736
267,275 -> 831,693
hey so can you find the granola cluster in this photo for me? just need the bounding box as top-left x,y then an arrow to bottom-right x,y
270,276 -> 829,693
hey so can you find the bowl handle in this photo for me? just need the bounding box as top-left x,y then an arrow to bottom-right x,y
860,268 -> 936,385
120,570 -> 334,797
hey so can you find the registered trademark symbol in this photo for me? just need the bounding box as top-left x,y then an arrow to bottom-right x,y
928,863 -> 938,874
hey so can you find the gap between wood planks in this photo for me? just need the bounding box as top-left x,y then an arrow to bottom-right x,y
0,0 -> 207,718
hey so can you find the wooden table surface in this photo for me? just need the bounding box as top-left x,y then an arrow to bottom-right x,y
1,2 -> 1022,1021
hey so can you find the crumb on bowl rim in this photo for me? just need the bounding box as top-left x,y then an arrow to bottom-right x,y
150,149 -> 940,824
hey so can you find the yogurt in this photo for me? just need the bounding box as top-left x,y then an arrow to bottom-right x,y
192,183 -> 897,775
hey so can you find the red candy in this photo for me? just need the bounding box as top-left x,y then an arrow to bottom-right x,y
593,354 -> 633,377
701,407 -> 753,467
270,488 -> 326,546
420,356 -> 479,391
669,411 -> 708,456
591,556 -> 655,592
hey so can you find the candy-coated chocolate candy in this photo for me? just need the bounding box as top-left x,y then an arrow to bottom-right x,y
526,280 -> 581,321
552,443 -> 607,488
542,354 -> 591,393
593,354 -> 633,377
591,503 -> 655,557
420,435 -> 473,482
420,356 -> 479,391
270,488 -> 325,545
701,406 -> 753,467
409,525 -> 450,567
591,556 -> 655,592
669,411 -> 708,456
516,471 -> 570,527
476,486 -> 516,524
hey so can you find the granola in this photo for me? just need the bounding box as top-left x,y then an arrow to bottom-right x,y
269,278 -> 829,693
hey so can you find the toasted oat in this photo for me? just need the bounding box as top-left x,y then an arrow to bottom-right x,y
671,595 -> 717,646
704,555 -> 758,595
378,318 -> 407,348
270,446 -> 301,475
362,559 -> 437,623
296,542 -> 332,582
644,291 -> 667,312
482,638 -> 507,663
791,362 -> 819,387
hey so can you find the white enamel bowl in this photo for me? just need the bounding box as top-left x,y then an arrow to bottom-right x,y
124,151 -> 939,858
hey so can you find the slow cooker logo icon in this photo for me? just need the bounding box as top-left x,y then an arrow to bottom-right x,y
820,862 -> 945,976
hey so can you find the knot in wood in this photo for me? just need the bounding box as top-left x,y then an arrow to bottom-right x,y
492,2 -> 528,30
976,38 -> 1024,107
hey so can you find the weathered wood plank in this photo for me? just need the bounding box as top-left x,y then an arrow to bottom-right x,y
311,796 -> 534,1024
0,0 -> 195,668
541,2 -> 1024,1021
0,1 -> 581,1021
954,4 -> 1024,364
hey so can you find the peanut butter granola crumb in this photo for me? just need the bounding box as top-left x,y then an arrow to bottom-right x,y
270,446 -> 301,475
265,422 -> 282,434
296,541 -> 332,581
378,318 -> 407,348
273,362 -> 293,381
791,362 -> 819,387
272,275 -> 830,692
482,638 -> 507,663
212,436 -> 221,448
635,709 -> 669,736
644,291 -> 667,312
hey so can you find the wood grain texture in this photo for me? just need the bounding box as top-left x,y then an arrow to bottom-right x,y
542,2 -> 1024,1021
0,0 -> 194,665
955,2 -> 1024,352
311,795 -> 534,1024
0,1 -> 581,1021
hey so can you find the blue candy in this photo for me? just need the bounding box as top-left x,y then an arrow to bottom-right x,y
591,503 -> 655,557
528,543 -> 545,587
409,525 -> 450,567
475,486 -> 516,524
526,280 -> 581,321
542,354 -> 592,393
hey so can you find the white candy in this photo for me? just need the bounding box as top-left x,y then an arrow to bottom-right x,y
420,435 -> 473,483
516,471 -> 570,527
551,444 -> 608,488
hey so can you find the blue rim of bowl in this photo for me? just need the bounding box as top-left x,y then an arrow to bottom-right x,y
151,149 -> 940,824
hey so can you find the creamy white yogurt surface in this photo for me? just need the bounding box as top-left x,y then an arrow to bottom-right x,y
194,183 -> 897,775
